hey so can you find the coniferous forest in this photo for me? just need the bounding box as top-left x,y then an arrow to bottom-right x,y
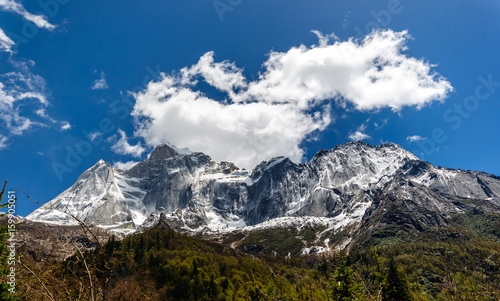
1,178 -> 500,300
0,225 -> 498,301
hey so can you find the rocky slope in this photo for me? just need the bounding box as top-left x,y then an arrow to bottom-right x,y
26,142 -> 500,253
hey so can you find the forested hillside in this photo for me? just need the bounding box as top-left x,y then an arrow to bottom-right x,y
8,226 -> 499,301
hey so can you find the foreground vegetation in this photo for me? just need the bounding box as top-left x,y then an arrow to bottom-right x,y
1,181 -> 499,300
3,225 -> 496,301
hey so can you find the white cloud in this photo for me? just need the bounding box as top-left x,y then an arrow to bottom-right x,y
91,72 -> 108,90
374,118 -> 389,129
239,29 -> 452,111
349,131 -> 371,141
0,61 -> 49,136
0,1 -> 59,150
358,123 -> 367,132
0,0 -> 56,30
60,121 -> 71,131
407,135 -> 427,143
132,75 -> 330,168
35,108 -> 55,122
311,30 -> 339,47
0,28 -> 14,53
17,91 -> 47,104
0,59 -> 62,148
180,52 -> 246,97
130,29 -> 452,168
111,129 -> 146,158
349,123 -> 371,141
87,131 -> 103,142
0,80 -> 37,136
113,160 -> 139,171
0,134 -> 7,149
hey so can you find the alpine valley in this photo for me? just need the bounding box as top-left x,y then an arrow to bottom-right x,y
25,141 -> 500,256
4,141 -> 500,300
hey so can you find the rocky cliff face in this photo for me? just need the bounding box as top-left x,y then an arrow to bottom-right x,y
26,159 -> 142,231
27,142 -> 500,248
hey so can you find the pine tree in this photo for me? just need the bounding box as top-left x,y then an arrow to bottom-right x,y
382,258 -> 411,301
330,253 -> 364,301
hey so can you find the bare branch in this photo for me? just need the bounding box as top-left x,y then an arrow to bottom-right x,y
18,259 -> 56,301
71,240 -> 95,301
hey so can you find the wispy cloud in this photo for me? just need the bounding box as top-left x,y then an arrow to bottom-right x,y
0,28 -> 14,53
349,124 -> 371,141
111,129 -> 146,158
0,1 -> 61,150
0,0 -> 56,30
1,61 -> 47,134
311,30 -> 339,47
0,134 -> 7,149
342,10 -> 351,29
91,72 -> 108,90
0,59 -> 61,148
374,118 -> 389,129
349,131 -> 371,141
87,131 -> 103,142
35,108 -> 55,122
131,29 -> 452,168
60,121 -> 71,131
407,135 -> 427,143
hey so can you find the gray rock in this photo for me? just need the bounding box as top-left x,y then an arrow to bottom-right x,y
26,142 -> 500,237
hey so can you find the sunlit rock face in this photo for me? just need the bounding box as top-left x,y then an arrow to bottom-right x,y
27,142 -> 500,236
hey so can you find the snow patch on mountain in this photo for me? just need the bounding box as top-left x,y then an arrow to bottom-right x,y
27,142 -> 500,238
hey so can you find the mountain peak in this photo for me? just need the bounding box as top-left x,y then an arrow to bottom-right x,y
149,143 -> 193,160
338,141 -> 401,150
85,159 -> 110,174
311,141 -> 413,161
83,159 -> 113,181
27,140 -> 500,238
149,144 -> 180,160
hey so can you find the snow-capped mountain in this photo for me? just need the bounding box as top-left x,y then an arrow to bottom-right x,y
27,142 -> 500,243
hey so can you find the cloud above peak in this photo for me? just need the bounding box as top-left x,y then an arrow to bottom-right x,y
349,131 -> 371,142
129,29 -> 452,168
349,123 -> 371,141
240,30 -> 452,111
407,135 -> 427,143
132,78 -> 331,167
111,129 -> 146,158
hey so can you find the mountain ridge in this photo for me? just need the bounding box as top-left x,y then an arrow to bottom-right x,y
26,142 -> 500,253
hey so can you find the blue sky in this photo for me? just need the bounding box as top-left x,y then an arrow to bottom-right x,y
1,0 -> 499,217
